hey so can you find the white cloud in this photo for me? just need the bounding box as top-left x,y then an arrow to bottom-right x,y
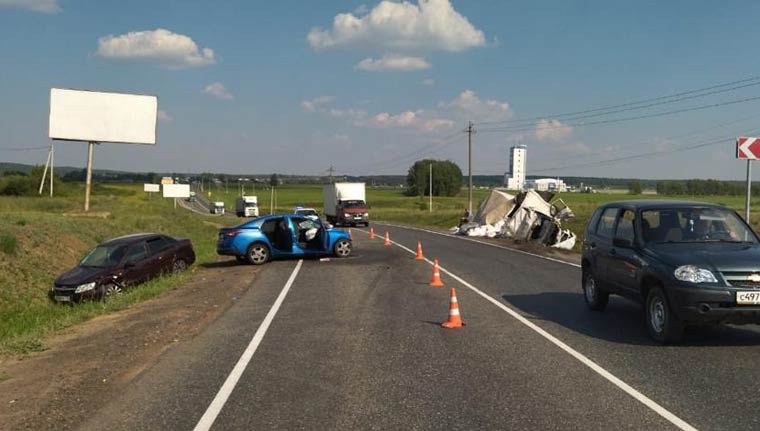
157,110 -> 173,123
300,96 -> 335,112
422,78 -> 435,86
96,29 -> 215,69
307,0 -> 485,53
535,119 -> 573,141
362,110 -> 454,132
355,55 -> 430,72
0,0 -> 59,13
444,90 -> 511,122
203,82 -> 234,100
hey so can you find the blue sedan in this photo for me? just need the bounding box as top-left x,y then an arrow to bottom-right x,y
217,214 -> 352,264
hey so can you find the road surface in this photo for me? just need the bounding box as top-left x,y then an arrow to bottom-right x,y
78,223 -> 760,430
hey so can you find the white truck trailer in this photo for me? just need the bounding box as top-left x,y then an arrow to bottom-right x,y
235,196 -> 259,217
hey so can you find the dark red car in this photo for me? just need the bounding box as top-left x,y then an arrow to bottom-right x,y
50,233 -> 195,303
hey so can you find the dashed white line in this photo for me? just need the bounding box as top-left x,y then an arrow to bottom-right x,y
357,228 -> 697,431
193,260 -> 303,431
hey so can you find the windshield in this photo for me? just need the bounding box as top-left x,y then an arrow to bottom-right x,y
340,200 -> 365,208
297,209 -> 318,217
80,244 -> 128,268
641,207 -> 757,244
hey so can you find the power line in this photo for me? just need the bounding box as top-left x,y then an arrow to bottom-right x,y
530,131 -> 756,174
531,113 -> 760,166
477,94 -> 760,134
0,146 -> 49,151
351,130 -> 463,174
476,74 -> 760,126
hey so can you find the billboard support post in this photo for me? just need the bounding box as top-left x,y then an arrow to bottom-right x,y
38,146 -> 51,195
84,142 -> 95,211
50,142 -> 54,197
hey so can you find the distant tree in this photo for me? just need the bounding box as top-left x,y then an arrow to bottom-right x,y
628,179 -> 642,195
270,173 -> 280,187
406,159 -> 463,197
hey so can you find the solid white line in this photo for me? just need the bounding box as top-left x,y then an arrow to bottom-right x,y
376,222 -> 582,268
362,229 -> 697,431
193,260 -> 304,431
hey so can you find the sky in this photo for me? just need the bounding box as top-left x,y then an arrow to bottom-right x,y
2,0 -> 760,180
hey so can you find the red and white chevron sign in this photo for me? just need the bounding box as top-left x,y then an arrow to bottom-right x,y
737,137 -> 760,159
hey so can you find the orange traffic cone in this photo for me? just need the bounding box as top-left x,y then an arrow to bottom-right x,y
441,288 -> 464,329
429,258 -> 444,287
383,232 -> 391,247
415,241 -> 424,260
369,227 -> 375,240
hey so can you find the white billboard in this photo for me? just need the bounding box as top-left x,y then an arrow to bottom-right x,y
162,184 -> 190,198
144,183 -> 160,193
49,88 -> 157,145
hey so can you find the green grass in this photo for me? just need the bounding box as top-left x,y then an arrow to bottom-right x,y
0,183 -> 237,355
0,233 -> 18,255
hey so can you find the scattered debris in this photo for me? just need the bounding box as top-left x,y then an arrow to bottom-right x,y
456,189 -> 576,250
319,257 -> 331,262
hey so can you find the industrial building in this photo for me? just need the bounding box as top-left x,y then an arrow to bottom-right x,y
504,144 -> 527,190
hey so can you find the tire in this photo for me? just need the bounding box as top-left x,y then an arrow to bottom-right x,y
645,286 -> 684,344
333,239 -> 351,258
172,259 -> 188,273
582,269 -> 608,311
247,243 -> 270,265
100,282 -> 122,302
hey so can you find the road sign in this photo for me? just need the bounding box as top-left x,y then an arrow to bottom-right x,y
144,184 -> 159,193
737,137 -> 760,159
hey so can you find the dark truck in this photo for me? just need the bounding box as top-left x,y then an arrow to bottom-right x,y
51,233 -> 195,303
582,200 -> 760,343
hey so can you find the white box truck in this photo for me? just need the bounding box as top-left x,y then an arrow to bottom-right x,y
323,183 -> 369,227
235,196 -> 259,217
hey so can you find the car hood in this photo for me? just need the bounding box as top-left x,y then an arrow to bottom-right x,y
645,242 -> 760,272
55,265 -> 112,286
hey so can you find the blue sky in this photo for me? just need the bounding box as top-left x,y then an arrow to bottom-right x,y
1,0 -> 760,180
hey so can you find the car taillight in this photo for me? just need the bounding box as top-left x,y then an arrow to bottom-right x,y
224,229 -> 242,237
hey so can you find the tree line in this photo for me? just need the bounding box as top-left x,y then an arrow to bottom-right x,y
655,179 -> 758,196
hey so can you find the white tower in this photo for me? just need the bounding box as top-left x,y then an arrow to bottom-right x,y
505,144 -> 527,190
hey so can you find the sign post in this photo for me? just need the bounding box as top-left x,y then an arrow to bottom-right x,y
737,137 -> 760,221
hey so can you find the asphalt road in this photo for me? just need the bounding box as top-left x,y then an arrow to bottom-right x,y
78,223 -> 760,430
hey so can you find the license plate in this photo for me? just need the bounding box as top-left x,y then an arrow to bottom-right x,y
54,295 -> 71,302
736,291 -> 760,305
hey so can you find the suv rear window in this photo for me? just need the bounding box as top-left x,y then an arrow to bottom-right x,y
596,208 -> 618,239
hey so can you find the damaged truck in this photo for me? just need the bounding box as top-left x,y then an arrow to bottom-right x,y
456,189 -> 576,250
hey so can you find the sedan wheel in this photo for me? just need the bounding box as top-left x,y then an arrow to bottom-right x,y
247,244 -> 270,265
172,259 -> 188,273
102,283 -> 122,301
334,239 -> 351,258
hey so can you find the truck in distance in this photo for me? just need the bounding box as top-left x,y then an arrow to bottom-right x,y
323,182 -> 369,227
235,196 -> 259,217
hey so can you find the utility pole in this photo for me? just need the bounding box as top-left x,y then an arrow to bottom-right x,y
466,121 -> 475,216
327,165 -> 336,183
429,162 -> 433,213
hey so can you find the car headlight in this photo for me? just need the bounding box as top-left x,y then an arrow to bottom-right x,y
674,266 -> 718,283
344,214 -> 351,218
363,213 -> 369,217
74,282 -> 97,294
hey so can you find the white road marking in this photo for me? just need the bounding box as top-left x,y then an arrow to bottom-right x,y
359,229 -> 697,431
193,260 -> 303,431
376,222 -> 581,268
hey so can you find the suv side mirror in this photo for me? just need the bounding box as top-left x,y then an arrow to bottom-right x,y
613,238 -> 633,248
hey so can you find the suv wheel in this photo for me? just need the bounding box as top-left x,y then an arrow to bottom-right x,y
645,286 -> 683,344
583,269 -> 608,311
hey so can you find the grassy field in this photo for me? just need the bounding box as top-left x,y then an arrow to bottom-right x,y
4,182 -> 760,355
0,184 -> 236,355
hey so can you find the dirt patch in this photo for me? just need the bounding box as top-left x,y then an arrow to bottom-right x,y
0,257 -> 259,431
62,212 -> 111,219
